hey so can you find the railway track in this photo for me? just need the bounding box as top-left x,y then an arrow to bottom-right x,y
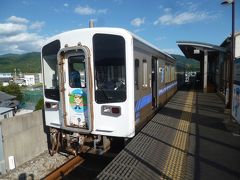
43,156 -> 84,180
42,152 -> 116,180
42,138 -> 125,179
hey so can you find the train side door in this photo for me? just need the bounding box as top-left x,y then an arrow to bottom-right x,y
58,46 -> 92,133
152,56 -> 158,108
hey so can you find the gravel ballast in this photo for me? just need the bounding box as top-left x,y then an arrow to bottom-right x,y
0,151 -> 72,179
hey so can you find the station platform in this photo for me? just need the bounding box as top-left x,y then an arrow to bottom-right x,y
97,90 -> 240,180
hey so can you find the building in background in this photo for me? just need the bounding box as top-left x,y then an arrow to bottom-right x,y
0,73 -> 12,79
23,74 -> 35,86
0,107 -> 14,120
0,73 -> 13,86
0,91 -> 19,111
36,73 -> 43,84
14,78 -> 26,86
0,73 -> 42,87
23,73 -> 43,86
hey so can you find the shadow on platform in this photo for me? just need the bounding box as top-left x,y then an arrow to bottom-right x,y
190,92 -> 240,180
97,86 -> 240,180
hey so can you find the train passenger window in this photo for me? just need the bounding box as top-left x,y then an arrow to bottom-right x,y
159,65 -> 165,83
171,66 -> 176,81
93,34 -> 126,103
135,59 -> 139,89
165,65 -> 170,83
68,55 -> 86,88
143,59 -> 148,87
42,40 -> 61,101
170,65 -> 172,82
170,66 -> 173,82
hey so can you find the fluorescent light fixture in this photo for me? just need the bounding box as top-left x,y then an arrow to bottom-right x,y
194,49 -> 200,54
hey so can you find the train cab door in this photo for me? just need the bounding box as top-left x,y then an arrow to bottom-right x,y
58,46 -> 92,133
152,57 -> 158,108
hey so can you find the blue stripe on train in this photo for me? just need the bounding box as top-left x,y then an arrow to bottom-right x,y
135,81 -> 177,114
135,93 -> 152,112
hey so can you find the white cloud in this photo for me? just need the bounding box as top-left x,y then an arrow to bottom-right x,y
154,11 -> 211,25
158,5 -> 164,9
75,5 -> 107,15
7,16 -> 29,24
0,33 -> 43,44
133,28 -> 145,33
176,1 -> 199,11
75,6 -> 95,15
0,16 -> 47,54
164,8 -> 171,13
155,36 -> 166,41
0,23 -> 27,35
0,32 -> 46,54
30,21 -> 45,31
131,17 -> 145,27
22,1 -> 29,6
154,15 -> 172,25
54,8 -> 60,13
97,9 -> 107,14
154,2 -> 217,26
64,3 -> 69,7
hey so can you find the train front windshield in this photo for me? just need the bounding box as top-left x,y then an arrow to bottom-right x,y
93,34 -> 126,104
42,40 -> 61,101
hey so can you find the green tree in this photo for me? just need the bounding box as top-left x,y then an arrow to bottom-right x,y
0,84 -> 22,101
35,98 -> 44,110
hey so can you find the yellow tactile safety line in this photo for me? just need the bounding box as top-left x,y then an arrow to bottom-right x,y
161,91 -> 194,180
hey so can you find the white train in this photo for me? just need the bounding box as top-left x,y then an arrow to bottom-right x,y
41,28 -> 177,155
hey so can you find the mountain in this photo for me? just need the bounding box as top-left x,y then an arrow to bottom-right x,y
171,54 -> 200,71
0,52 -> 199,73
0,52 -> 41,73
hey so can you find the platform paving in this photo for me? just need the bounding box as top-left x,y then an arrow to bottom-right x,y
97,90 -> 240,180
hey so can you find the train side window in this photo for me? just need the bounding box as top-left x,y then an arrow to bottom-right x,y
135,59 -> 139,89
171,66 -> 176,81
159,66 -> 163,83
168,65 -> 170,83
143,59 -> 148,87
42,40 -> 61,101
168,65 -> 171,83
165,65 -> 169,83
170,65 -> 172,82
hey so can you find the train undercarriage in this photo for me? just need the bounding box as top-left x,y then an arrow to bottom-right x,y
49,128 -> 112,156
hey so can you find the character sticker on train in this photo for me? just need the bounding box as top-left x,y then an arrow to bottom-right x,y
69,89 -> 88,113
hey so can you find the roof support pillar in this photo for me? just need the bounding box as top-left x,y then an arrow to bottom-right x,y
203,50 -> 208,93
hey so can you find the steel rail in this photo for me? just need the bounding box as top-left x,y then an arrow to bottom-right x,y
43,156 -> 84,180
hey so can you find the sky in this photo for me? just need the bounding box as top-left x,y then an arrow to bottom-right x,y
0,0 -> 240,55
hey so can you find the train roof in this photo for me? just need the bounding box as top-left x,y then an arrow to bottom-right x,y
43,27 -> 175,61
130,32 -> 175,61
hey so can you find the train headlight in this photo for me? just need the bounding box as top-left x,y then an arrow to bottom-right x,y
102,106 -> 111,113
45,102 -> 59,110
101,105 -> 121,117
